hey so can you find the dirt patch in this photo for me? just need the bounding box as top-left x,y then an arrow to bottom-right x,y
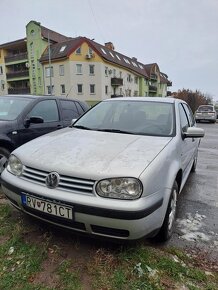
31,251 -> 62,288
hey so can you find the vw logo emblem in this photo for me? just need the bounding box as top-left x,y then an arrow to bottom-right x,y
45,172 -> 60,188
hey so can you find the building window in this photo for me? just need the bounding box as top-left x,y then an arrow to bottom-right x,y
119,71 -> 122,78
77,84 -> 83,94
61,84 -> 65,94
134,76 -> 138,84
0,66 -> 3,74
113,69 -> 116,77
30,42 -> 34,57
105,67 -> 108,76
59,45 -> 66,53
38,77 -> 41,86
134,91 -> 138,96
76,47 -> 81,54
59,65 -> 64,76
90,84 -> 95,94
89,65 -> 95,75
76,64 -> 82,74
105,85 -> 108,95
45,66 -> 53,77
89,47 -> 93,54
47,85 -> 54,95
127,74 -> 131,82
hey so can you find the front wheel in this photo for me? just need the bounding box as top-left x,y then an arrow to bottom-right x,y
0,147 -> 10,174
154,181 -> 178,242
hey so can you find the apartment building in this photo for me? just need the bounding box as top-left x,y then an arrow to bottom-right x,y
0,38 -> 30,95
0,20 -> 172,103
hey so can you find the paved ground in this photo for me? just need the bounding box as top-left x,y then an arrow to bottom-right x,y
168,121 -> 218,261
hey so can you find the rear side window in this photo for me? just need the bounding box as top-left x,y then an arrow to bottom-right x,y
75,102 -> 85,115
60,100 -> 80,120
27,100 -> 59,122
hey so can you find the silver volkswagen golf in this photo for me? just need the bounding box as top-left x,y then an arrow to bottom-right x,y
1,97 -> 204,241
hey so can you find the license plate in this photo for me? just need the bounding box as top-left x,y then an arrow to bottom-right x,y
21,194 -> 73,220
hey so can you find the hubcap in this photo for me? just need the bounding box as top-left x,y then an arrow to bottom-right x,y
0,154 -> 8,174
168,189 -> 177,231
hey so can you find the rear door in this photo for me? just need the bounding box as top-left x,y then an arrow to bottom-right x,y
17,99 -> 63,146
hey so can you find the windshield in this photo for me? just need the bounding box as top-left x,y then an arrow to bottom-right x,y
74,100 -> 175,137
0,97 -> 32,120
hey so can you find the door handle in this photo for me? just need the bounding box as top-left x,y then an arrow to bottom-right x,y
56,125 -> 63,129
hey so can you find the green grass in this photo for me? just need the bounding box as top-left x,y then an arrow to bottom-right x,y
0,202 -> 217,290
57,260 -> 82,290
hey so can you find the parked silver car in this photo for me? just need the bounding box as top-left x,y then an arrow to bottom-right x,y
195,105 -> 217,123
1,97 -> 204,241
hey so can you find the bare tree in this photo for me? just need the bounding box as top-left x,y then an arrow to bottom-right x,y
173,89 -> 212,113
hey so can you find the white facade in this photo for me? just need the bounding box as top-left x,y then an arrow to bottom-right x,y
42,60 -> 141,104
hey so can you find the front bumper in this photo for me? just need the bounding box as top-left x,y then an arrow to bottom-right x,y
1,171 -> 169,240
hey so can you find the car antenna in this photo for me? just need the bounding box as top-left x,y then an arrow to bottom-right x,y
66,84 -> 74,99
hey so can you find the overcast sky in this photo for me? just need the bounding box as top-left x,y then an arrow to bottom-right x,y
1,0 -> 218,101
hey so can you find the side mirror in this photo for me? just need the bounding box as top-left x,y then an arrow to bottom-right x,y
184,127 -> 205,138
24,116 -> 44,128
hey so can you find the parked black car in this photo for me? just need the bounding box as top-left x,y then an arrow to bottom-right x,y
0,95 -> 89,174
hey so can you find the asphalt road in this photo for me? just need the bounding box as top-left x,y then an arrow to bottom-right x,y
168,121 -> 218,260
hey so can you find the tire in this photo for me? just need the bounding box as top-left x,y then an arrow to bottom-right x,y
0,147 -> 10,174
154,181 -> 178,242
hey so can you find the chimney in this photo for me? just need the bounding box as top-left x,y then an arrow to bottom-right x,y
132,57 -> 137,61
105,42 -> 115,50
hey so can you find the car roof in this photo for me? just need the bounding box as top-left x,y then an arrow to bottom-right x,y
103,97 -> 178,104
1,95 -> 84,103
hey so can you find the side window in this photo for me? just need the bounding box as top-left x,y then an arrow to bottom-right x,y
27,100 -> 59,122
60,100 -> 80,120
179,104 -> 189,132
183,104 -> 195,126
75,102 -> 85,115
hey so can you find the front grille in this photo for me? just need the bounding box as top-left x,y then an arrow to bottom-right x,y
21,166 -> 95,195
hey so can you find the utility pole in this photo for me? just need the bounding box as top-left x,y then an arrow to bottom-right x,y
48,32 -> 52,95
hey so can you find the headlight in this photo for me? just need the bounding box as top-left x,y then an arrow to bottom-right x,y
96,177 -> 143,200
7,155 -> 23,176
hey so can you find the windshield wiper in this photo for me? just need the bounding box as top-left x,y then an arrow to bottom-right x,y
73,125 -> 92,130
97,128 -> 136,134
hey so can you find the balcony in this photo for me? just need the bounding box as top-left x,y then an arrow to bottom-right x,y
111,77 -> 123,86
149,85 -> 157,92
8,87 -> 30,94
6,70 -> 29,79
111,94 -> 123,98
150,74 -> 157,81
5,52 -> 28,63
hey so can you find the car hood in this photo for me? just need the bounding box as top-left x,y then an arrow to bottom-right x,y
15,128 -> 172,180
0,119 -> 15,135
